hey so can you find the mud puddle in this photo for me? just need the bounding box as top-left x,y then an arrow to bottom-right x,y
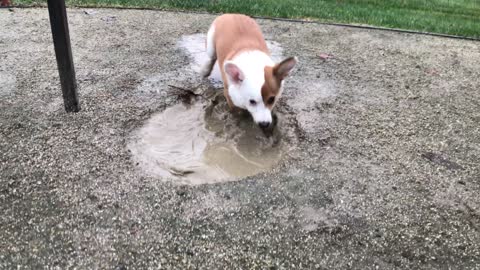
128,94 -> 294,185
128,34 -> 295,185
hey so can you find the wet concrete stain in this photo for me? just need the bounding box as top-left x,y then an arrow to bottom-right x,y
0,72 -> 16,96
421,151 -> 464,170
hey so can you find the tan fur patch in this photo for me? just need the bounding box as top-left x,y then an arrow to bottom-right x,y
213,14 -> 269,70
262,66 -> 282,109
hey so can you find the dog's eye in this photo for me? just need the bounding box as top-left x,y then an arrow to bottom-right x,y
267,96 -> 275,105
249,99 -> 257,106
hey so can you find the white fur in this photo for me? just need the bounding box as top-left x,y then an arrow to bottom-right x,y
200,25 -> 217,77
205,25 -> 216,59
225,50 -> 275,125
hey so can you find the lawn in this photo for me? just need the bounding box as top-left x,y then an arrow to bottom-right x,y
15,0 -> 480,38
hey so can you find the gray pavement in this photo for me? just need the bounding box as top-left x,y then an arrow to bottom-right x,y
1,8 -> 479,269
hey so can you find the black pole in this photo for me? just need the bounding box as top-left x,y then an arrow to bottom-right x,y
47,0 -> 80,112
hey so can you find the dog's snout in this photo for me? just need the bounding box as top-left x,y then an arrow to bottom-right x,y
258,121 -> 271,129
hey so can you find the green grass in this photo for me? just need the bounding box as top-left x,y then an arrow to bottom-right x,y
17,0 -> 480,38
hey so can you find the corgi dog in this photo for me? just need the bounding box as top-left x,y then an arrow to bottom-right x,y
201,14 -> 297,130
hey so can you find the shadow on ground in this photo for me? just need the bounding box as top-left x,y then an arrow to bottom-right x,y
1,8 -> 479,269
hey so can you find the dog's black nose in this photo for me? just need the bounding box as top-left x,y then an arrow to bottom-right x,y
258,121 -> 270,129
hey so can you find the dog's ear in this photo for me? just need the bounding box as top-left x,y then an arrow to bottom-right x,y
224,61 -> 244,85
274,57 -> 297,80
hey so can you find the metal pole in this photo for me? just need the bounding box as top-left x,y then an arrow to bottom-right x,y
47,0 -> 80,112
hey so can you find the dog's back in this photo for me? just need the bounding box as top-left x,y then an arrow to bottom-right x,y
212,14 -> 269,69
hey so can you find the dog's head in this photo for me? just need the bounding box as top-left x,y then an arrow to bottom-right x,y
224,56 -> 297,129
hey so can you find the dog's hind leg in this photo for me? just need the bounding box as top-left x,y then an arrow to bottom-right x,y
200,25 -> 217,78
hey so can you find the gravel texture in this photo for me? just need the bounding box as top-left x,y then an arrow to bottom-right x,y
1,8 -> 479,269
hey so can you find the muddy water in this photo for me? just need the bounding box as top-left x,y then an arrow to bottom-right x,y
129,98 -> 289,185
128,34 -> 292,185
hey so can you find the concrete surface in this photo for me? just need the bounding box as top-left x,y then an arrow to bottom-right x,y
1,8 -> 479,269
